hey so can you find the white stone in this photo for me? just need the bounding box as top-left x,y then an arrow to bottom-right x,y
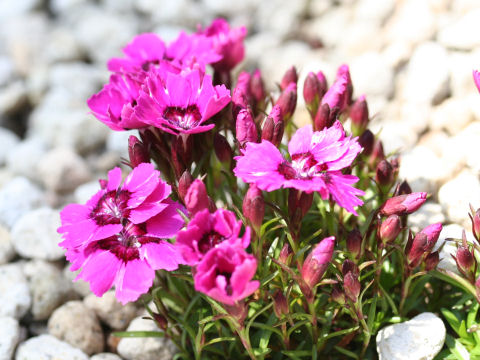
438,171 -> 480,226
11,207 -> 64,261
0,80 -> 28,115
376,312 -> 446,360
0,177 -> 44,229
0,127 -> 19,166
84,291 -> 138,330
117,316 -> 176,360
49,0 -> 90,16
438,10 -> 480,50
90,354 -> 123,360
0,263 -> 31,319
350,52 -> 394,99
408,203 -> 445,233
255,0 -> 308,39
0,0 -> 41,21
106,130 -> 137,158
24,260 -> 76,320
429,97 -> 474,135
0,56 -> 15,87
6,137 -> 47,179
450,123 -> 480,172
402,42 -> 450,105
136,0 -> 206,26
74,180 -> 101,204
354,0 -> 395,25
399,146 -> 451,193
37,147 -> 91,193
48,301 -> 104,355
15,334 -> 89,360
448,50 -> 480,97
63,265 -> 92,298
305,7 -> 352,49
0,225 -> 15,265
0,316 -> 20,360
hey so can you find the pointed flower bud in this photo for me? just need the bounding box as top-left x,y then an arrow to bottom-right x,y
358,129 -> 374,156
346,229 -> 362,259
336,64 -> 353,109
342,259 -> 358,277
331,285 -> 345,305
379,215 -> 402,245
349,95 -> 369,136
314,103 -> 334,131
344,271 -> 361,302
394,180 -> 412,196
214,133 -> 233,164
455,232 -> 476,278
232,71 -> 251,117
380,192 -> 427,216
280,66 -> 298,90
236,109 -> 258,147
303,72 -> 323,118
406,233 -> 428,266
250,69 -> 266,106
152,313 -> 168,331
376,160 -> 395,187
275,83 -> 297,123
278,243 -> 291,266
288,189 -> 313,229
369,140 -> 385,168
425,251 -> 440,271
273,291 -> 289,318
128,135 -> 150,168
185,179 -> 210,216
171,135 -> 193,178
178,170 -> 193,202
301,236 -> 335,289
473,70 -> 480,94
470,206 -> 480,242
261,105 -> 284,147
242,184 -> 264,232
321,65 -> 351,113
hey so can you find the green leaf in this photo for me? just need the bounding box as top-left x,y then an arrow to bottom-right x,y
203,336 -> 236,347
249,322 -> 283,338
333,345 -> 359,359
367,294 -> 378,334
467,303 -> 479,329
445,334 -> 471,360
113,331 -> 165,338
441,308 -> 461,335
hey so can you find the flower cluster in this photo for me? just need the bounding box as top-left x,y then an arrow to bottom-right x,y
55,18 -> 478,359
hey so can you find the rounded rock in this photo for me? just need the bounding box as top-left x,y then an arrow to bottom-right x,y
90,353 -> 123,360
84,290 -> 138,330
15,334 -> 89,360
376,312 -> 446,360
48,300 -> 104,355
0,225 -> 15,265
0,316 -> 21,360
0,263 -> 31,319
11,207 -> 64,260
117,316 -> 176,360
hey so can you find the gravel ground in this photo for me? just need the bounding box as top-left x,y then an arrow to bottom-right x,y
0,0 -> 479,359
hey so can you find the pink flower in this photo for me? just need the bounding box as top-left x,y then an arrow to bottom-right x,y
176,208 -> 250,266
474,70 -> 480,93
166,31 -> 222,69
234,122 -> 364,215
321,68 -> 349,112
108,33 -> 167,73
198,18 -> 247,72
87,73 -> 147,131
58,163 -> 185,304
379,192 -> 427,216
135,67 -> 231,135
194,242 -> 259,305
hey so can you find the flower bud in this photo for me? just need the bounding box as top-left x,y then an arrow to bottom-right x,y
250,69 -> 266,106
321,65 -> 351,113
213,133 -> 233,164
317,71 -> 327,96
288,189 -> 313,228
406,232 -> 428,266
301,236 -> 335,289
128,135 -> 150,168
358,129 -> 374,156
152,313 -> 168,331
236,109 -> 258,147
343,272 -> 360,302
470,206 -> 480,242
178,170 -> 193,202
474,69 -> 480,94
261,105 -> 284,147
376,160 -> 395,187
331,285 -> 345,305
314,103 -> 335,131
369,140 -> 385,168
394,180 -> 412,196
342,259 -> 358,277
275,83 -> 297,123
303,72 -> 325,118
349,95 -> 369,136
421,223 -> 443,250
379,215 -> 402,245
273,291 -> 289,318
456,245 -> 475,274
232,71 -> 251,118
336,64 -> 353,110
171,135 -> 193,178
346,229 -> 362,258
280,66 -> 298,90
476,275 -> 480,300
278,243 -> 291,266
242,184 -> 264,232
379,192 -> 427,216
425,251 -> 440,271
185,179 -> 210,216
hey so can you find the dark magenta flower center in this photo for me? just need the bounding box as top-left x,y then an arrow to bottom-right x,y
163,105 -> 202,130
91,190 -> 131,226
198,231 -> 224,254
278,152 -> 328,180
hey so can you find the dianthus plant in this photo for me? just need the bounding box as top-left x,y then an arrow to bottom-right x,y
58,18 -> 480,359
